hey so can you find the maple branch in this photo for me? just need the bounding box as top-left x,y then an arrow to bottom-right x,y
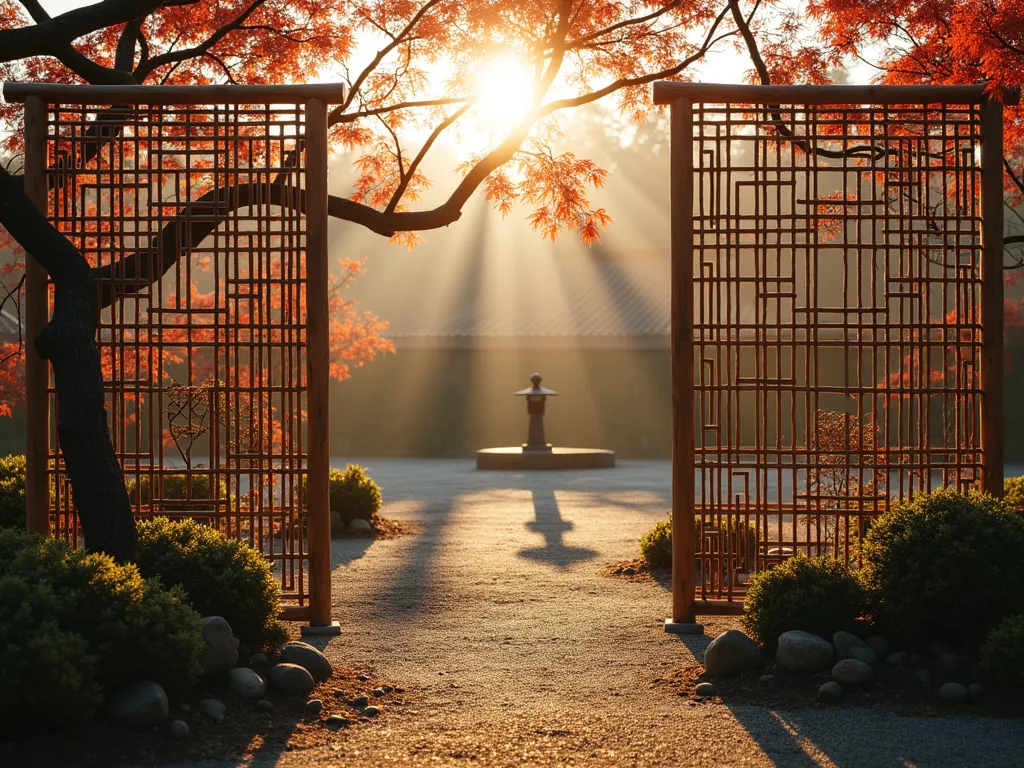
1,0 -> 197,65
16,0 -> 137,85
568,0 -> 685,49
332,97 -> 471,124
134,0 -> 268,81
539,3 -> 733,116
330,0 -> 446,123
384,104 -> 470,214
115,18 -> 143,72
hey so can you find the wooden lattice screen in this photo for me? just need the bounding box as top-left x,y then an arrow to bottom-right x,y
11,83 -> 341,627
653,83 -> 1007,626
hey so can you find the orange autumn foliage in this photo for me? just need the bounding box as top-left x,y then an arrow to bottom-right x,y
0,0 -> 742,417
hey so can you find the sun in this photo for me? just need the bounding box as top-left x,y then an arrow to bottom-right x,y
472,55 -> 536,136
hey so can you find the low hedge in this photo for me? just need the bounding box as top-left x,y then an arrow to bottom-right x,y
0,454 -> 26,529
859,487 -> 1024,652
135,516 -> 282,649
1004,475 -> 1024,508
639,516 -> 759,572
0,575 -> 103,731
741,555 -> 864,648
126,472 -> 227,511
0,529 -> 202,716
329,464 -> 382,524
981,613 -> 1024,689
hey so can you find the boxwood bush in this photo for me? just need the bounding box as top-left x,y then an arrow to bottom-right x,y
0,454 -> 26,529
980,613 -> 1024,689
329,464 -> 382,524
126,472 -> 226,511
639,516 -> 758,572
639,519 -> 673,570
1004,475 -> 1024,508
860,487 -> 1024,652
741,555 -> 864,648
0,529 -> 202,700
135,517 -> 281,649
0,575 -> 102,731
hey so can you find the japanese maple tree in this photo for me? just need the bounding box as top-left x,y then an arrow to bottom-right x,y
0,0 -> 752,559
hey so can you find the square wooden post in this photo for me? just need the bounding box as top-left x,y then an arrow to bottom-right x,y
980,97 -> 1004,498
23,95 -> 50,535
301,97 -> 339,635
666,97 -> 702,634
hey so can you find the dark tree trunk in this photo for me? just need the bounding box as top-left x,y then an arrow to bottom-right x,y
0,167 -> 136,561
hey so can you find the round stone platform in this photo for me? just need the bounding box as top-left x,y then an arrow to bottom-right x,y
476,447 -> 616,470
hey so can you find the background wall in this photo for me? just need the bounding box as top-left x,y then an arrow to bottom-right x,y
4,344 -> 1024,461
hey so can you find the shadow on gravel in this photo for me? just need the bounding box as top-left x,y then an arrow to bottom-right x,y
330,535 -> 375,567
517,486 -> 598,568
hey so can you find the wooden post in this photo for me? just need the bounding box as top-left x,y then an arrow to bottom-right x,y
667,98 -> 701,633
23,95 -> 49,535
301,97 -> 338,634
981,97 -> 1004,498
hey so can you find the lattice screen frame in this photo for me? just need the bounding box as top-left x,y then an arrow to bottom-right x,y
12,83 -> 342,627
653,83 -> 1008,625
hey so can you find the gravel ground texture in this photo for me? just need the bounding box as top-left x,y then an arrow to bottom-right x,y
153,459 -> 1024,768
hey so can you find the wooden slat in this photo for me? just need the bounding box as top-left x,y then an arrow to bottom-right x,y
981,97 -> 1005,497
3,82 -> 347,104
22,95 -> 49,535
652,82 -> 998,106
304,97 -> 333,627
280,604 -> 313,622
670,97 -> 697,624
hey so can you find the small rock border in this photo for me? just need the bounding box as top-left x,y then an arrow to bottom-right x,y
333,513 -> 416,540
5,626 -> 408,768
603,559 -> 667,585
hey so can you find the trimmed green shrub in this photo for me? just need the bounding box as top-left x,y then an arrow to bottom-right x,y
329,464 -> 382,524
860,487 -> 1024,652
0,528 -> 202,696
638,517 -> 759,572
1004,476 -> 1024,508
0,575 -> 102,731
639,519 -> 673,570
126,472 -> 227,511
135,517 -> 281,649
741,555 -> 864,648
980,613 -> 1024,689
0,454 -> 26,529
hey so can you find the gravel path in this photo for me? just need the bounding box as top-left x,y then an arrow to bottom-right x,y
191,460 -> 1024,767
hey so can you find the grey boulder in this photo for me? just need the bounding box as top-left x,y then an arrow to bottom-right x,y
199,698 -> 227,722
227,667 -> 266,699
938,682 -> 969,703
269,662 -> 316,696
106,680 -> 169,727
831,659 -> 874,686
694,682 -> 718,697
776,631 -> 833,674
347,518 -> 373,536
832,631 -> 866,660
280,641 -> 333,683
817,681 -> 842,702
886,651 -> 908,666
848,646 -> 878,666
167,720 -> 189,739
865,635 -> 890,657
200,616 -> 239,676
703,630 -> 762,677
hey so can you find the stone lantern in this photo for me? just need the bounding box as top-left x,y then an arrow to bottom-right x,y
516,372 -> 557,452
475,372 -> 615,470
